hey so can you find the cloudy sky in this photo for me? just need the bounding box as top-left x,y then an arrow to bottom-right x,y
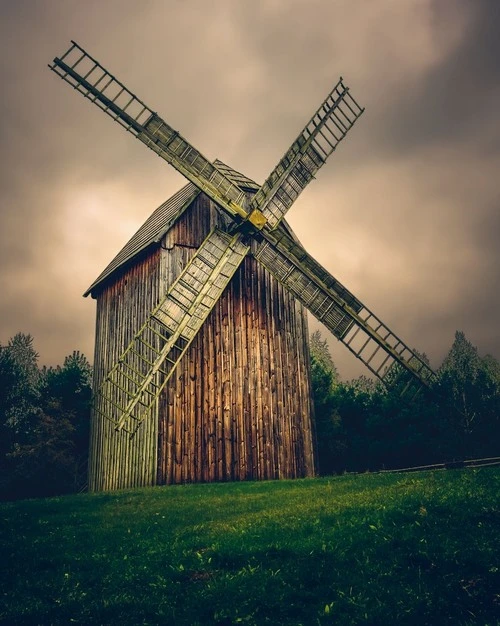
0,0 -> 498,379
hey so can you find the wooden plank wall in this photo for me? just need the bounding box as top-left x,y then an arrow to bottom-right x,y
156,195 -> 315,484
88,248 -> 162,492
89,192 -> 315,491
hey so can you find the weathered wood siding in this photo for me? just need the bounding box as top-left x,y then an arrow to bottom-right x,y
88,248 -> 162,491
89,192 -> 315,491
157,194 -> 315,483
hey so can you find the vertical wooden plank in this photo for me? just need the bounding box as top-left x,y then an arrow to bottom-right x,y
215,299 -> 224,480
256,259 -> 270,479
221,288 -> 232,480
194,330 -> 203,482
245,256 -> 258,478
207,311 -> 216,482
230,271 -> 243,480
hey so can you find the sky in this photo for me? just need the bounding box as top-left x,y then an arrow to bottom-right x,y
0,0 -> 499,380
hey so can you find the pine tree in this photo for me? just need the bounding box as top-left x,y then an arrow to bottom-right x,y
438,331 -> 500,458
0,333 -> 41,440
310,331 -> 338,381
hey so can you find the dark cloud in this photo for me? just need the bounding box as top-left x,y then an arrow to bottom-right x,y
0,0 -> 498,381
376,0 -> 500,152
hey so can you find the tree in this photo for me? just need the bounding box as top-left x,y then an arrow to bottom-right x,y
309,328 -> 499,474
0,334 -> 42,497
475,354 -> 500,456
439,332 -> 480,434
309,331 -> 345,474
310,331 -> 338,380
0,338 -> 93,500
0,333 -> 41,440
334,348 -> 445,472
39,351 -> 92,493
331,378 -> 375,472
7,402 -> 77,498
437,331 -> 500,459
363,382 -> 442,470
42,351 -> 92,462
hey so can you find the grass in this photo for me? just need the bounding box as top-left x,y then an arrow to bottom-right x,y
1,468 -> 499,625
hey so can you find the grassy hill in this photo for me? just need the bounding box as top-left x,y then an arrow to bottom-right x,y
1,468 -> 499,625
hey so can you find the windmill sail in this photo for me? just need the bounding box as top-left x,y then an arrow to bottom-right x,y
95,228 -> 249,435
49,41 -> 250,223
50,40 -> 437,442
255,229 -> 437,397
250,78 -> 364,229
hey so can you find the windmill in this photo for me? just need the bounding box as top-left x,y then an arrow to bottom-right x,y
49,41 -> 437,490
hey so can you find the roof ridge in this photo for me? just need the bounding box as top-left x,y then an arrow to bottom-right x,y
84,161 -> 299,298
213,158 -> 260,191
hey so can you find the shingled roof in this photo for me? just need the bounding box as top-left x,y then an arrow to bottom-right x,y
84,160 -> 293,298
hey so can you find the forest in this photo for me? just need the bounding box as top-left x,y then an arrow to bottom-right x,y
0,330 -> 498,500
310,330 -> 500,475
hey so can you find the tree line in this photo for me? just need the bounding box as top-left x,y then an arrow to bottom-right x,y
0,329 -> 498,499
310,330 -> 500,475
0,334 -> 91,500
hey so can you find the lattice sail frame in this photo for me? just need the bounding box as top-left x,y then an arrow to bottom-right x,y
250,77 -> 364,229
49,42 -> 249,223
256,229 -> 437,398
50,40 -> 437,436
95,228 -> 249,435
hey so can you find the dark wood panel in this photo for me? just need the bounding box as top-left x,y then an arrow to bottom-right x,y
156,196 -> 315,484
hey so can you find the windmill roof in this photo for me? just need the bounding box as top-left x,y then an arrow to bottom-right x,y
84,160 -> 290,298
210,160 -> 260,192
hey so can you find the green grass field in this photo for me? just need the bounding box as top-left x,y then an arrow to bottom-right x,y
1,468 -> 499,625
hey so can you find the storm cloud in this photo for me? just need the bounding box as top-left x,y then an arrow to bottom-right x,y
0,0 -> 498,379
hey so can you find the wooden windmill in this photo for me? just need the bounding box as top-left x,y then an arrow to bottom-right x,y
50,41 -> 437,491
